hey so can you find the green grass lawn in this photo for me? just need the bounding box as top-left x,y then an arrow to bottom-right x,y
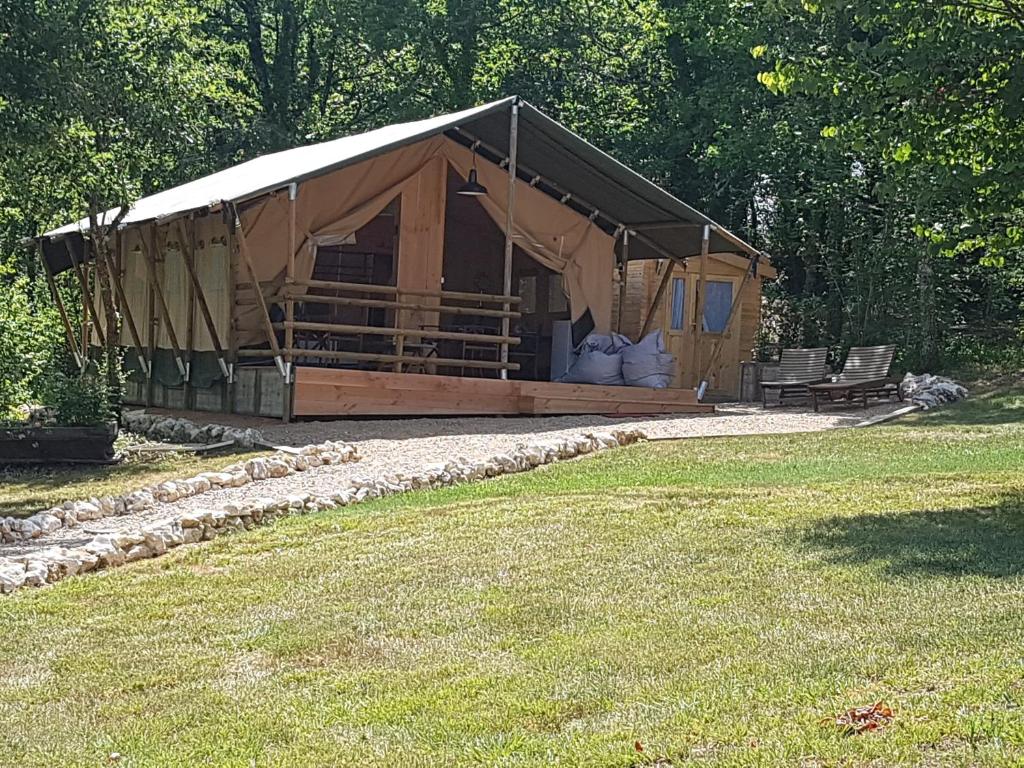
1,391 -> 1022,767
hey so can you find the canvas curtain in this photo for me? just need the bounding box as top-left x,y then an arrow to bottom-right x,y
234,135 -> 616,345
439,138 -> 614,332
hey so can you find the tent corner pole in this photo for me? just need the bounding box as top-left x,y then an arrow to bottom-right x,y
639,257 -> 674,339
283,183 -> 298,423
500,100 -> 519,381
37,240 -> 83,368
693,224 -> 712,393
616,229 -> 630,335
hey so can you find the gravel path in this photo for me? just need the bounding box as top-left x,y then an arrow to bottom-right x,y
1,401 -> 905,560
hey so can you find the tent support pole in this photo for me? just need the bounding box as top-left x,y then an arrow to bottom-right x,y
140,224 -> 188,380
183,221 -> 197,409
616,229 -> 630,334
232,203 -> 285,368
282,184 -> 298,423
639,258 -> 674,339
693,225 -> 711,395
64,238 -> 106,351
500,101 -> 519,380
97,230 -> 149,378
38,242 -> 82,368
175,218 -> 230,380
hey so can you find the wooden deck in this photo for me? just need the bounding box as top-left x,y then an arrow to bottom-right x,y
292,367 -> 713,417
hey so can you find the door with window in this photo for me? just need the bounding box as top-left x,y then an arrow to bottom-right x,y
694,277 -> 741,393
662,271 -> 693,388
661,267 -> 741,392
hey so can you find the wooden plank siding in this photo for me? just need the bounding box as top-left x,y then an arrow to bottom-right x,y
292,367 -> 712,417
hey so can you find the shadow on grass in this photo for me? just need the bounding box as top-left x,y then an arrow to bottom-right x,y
802,493 -> 1024,578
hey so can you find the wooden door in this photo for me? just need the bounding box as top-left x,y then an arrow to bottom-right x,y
661,269 -> 695,388
693,275 -> 742,395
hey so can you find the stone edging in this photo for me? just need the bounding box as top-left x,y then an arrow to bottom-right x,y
0,429 -> 645,595
121,410 -> 265,447
0,442 -> 359,544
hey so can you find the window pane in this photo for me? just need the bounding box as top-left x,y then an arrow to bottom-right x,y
518,276 -> 537,314
670,277 -> 685,330
702,280 -> 733,333
548,274 -> 568,312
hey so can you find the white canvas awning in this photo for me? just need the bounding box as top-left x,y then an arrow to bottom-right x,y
41,96 -> 759,275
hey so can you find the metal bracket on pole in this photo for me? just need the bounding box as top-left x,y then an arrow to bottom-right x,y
274,356 -> 292,383
216,360 -> 232,385
288,182 -> 298,201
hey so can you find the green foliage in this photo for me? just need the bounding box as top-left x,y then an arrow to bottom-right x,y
0,0 -> 1021,380
39,366 -> 116,427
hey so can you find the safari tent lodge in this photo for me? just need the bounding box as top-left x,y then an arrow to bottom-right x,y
37,97 -> 773,421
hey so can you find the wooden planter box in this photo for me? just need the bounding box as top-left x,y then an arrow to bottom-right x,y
0,423 -> 119,464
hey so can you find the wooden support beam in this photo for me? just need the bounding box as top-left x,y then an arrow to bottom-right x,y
95,229 -> 148,376
281,277 -> 522,305
693,224 -> 712,394
639,259 -> 675,339
139,225 -> 188,378
174,218 -> 230,378
64,238 -> 106,349
283,185 -> 298,421
37,242 -> 82,367
275,291 -> 522,319
616,229 -> 630,334
182,220 -> 197,407
277,320 -> 521,346
237,347 -> 521,371
232,204 -> 284,365
500,101 -> 519,381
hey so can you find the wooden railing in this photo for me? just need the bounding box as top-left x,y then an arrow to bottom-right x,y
237,277 -> 522,373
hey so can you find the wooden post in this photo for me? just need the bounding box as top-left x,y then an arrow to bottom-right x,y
693,224 -> 712,393
96,229 -> 148,377
283,184 -> 297,422
37,241 -> 82,367
226,212 -> 239,414
145,232 -> 156,406
64,238 -> 106,350
175,218 -> 230,376
639,258 -> 675,339
232,203 -> 284,363
140,224 -> 187,379
616,229 -> 630,334
500,100 -> 519,380
183,220 -> 197,409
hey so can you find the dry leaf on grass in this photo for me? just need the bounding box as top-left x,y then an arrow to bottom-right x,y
827,701 -> 895,735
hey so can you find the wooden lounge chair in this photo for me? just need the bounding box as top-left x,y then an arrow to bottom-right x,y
760,347 -> 828,408
808,344 -> 901,411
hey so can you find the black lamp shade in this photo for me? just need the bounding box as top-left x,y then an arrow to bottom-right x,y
457,168 -> 488,196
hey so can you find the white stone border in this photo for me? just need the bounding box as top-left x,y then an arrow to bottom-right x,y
1,442 -> 359,544
0,429 -> 645,594
121,410 -> 265,447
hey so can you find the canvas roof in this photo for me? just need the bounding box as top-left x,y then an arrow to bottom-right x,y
42,96 -> 759,266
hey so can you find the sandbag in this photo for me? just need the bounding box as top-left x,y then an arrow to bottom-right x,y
631,329 -> 666,354
558,351 -> 625,385
622,349 -> 675,388
577,333 -> 630,354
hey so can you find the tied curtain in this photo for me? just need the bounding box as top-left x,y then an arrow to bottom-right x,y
235,136 -> 615,346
